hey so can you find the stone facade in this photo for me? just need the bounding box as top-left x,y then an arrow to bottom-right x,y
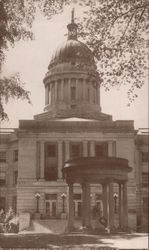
0,15 -> 148,231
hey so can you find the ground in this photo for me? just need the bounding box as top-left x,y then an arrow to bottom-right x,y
0,232 -> 148,249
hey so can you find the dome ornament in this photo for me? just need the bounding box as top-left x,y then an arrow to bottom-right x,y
67,8 -> 78,40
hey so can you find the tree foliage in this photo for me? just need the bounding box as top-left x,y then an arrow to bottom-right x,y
77,0 -> 149,104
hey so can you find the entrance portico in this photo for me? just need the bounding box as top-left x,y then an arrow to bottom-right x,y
63,157 -> 131,232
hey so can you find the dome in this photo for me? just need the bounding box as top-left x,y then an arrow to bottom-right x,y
48,39 -> 95,68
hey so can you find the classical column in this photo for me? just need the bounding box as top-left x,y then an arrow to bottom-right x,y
83,79 -> 86,101
68,78 -> 71,103
102,183 -> 108,220
68,182 -> 74,231
76,78 -> 79,101
65,141 -> 70,161
55,81 -> 57,103
90,141 -> 95,157
122,181 -> 128,229
40,141 -> 45,179
85,182 -> 91,228
108,180 -> 114,230
36,142 -> 40,180
83,141 -> 88,157
118,183 -> 123,229
108,141 -> 113,157
61,79 -> 64,101
45,85 -> 49,105
82,182 -> 91,228
58,141 -> 63,179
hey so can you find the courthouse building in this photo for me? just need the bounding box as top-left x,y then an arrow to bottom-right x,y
0,15 -> 148,231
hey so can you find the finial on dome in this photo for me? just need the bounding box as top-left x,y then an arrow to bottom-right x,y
67,8 -> 78,40
71,8 -> 74,23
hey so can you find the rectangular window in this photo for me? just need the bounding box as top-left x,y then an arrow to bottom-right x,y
0,172 -> 6,186
142,152 -> 149,163
95,143 -> 108,158
71,86 -> 76,101
71,144 -> 80,158
13,150 -> 18,162
142,173 -> 149,188
0,151 -> 6,162
0,197 -> 5,211
143,197 -> 148,213
13,171 -> 18,185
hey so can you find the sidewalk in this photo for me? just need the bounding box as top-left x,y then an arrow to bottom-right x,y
0,232 -> 148,249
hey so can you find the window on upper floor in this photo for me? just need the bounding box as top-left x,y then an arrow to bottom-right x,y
142,152 -> 149,163
0,197 -> 5,211
45,143 -> 58,181
70,144 -> 81,158
0,172 -> 6,186
95,143 -> 108,158
13,171 -> 18,185
143,197 -> 148,213
13,150 -> 18,162
142,173 -> 149,188
0,151 -> 6,162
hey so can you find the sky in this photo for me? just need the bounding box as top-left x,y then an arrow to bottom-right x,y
1,4 -> 148,130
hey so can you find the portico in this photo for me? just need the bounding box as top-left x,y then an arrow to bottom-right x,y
63,157 -> 131,232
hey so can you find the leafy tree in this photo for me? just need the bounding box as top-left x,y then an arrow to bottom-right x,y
77,0 -> 148,104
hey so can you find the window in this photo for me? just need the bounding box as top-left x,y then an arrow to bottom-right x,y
46,145 -> 56,157
95,143 -> 108,158
13,171 -> 18,185
142,152 -> 149,163
0,151 -> 6,162
71,144 -> 80,158
13,150 -> 18,162
0,197 -> 5,211
12,196 -> 17,214
142,173 -> 149,188
143,197 -> 148,213
0,172 -> 6,186
71,86 -> 76,101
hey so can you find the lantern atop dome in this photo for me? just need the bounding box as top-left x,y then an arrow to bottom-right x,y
67,8 -> 78,40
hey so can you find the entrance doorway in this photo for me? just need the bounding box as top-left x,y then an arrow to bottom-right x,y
45,193 -> 57,218
74,200 -> 82,218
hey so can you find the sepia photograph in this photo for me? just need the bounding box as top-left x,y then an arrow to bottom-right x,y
0,0 -> 148,249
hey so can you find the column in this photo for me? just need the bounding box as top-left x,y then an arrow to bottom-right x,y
40,141 -> 45,179
108,180 -> 114,230
122,181 -> 128,229
90,141 -> 95,157
83,79 -> 86,101
85,182 -> 91,228
36,142 -> 40,180
65,140 -> 70,161
118,183 -> 123,229
108,141 -> 113,157
83,141 -> 88,157
61,79 -> 64,101
45,85 -> 49,105
68,182 -> 74,231
68,78 -> 71,103
76,78 -> 79,101
82,182 -> 91,228
55,81 -> 57,103
58,141 -> 63,179
102,183 -> 108,219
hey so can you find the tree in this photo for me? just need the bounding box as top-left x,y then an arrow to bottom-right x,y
77,0 -> 149,104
